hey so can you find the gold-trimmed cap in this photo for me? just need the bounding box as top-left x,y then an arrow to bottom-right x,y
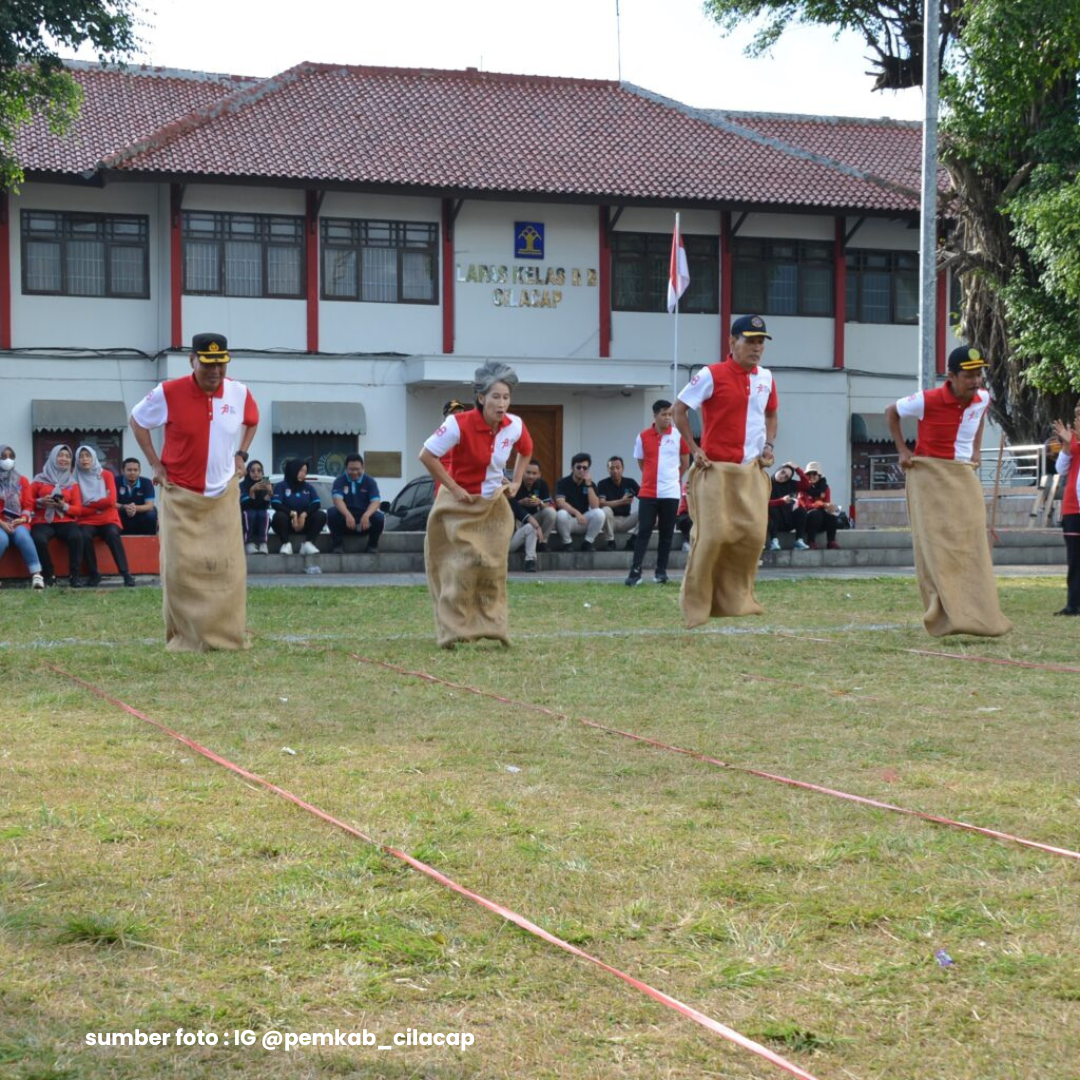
731,314 -> 772,340
192,332 -> 230,364
947,345 -> 988,373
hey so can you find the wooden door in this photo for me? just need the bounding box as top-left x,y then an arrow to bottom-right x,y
513,405 -> 562,488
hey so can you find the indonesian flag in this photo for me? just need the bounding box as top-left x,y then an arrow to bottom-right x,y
666,214 -> 690,313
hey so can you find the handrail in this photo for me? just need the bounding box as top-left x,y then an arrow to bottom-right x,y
865,444 -> 1049,491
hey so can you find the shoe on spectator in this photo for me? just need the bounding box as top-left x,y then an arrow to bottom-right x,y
625,568 -> 642,586
279,542 -> 294,555
68,576 -> 83,589
768,537 -> 781,551
793,539 -> 809,550
808,541 -> 819,550
123,575 -> 137,587
653,571 -> 669,585
44,575 -> 57,587
606,539 -> 617,550
365,542 -> 379,554
827,541 -> 840,550
524,559 -> 537,573
681,541 -> 690,553
299,541 -> 320,556
245,542 -> 258,554
31,573 -> 45,590
536,541 -> 549,553
331,544 -> 343,555
256,543 -> 269,554
580,540 -> 594,552
86,574 -> 102,588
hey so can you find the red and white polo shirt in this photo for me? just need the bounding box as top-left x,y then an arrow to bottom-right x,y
894,384 -> 989,462
423,409 -> 533,497
1057,434 -> 1080,517
678,357 -> 777,465
634,425 -> 688,499
131,375 -> 259,497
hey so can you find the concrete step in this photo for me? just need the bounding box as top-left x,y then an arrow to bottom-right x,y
246,529 -> 1066,574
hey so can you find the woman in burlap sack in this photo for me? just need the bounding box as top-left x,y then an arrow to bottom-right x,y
419,362 -> 534,648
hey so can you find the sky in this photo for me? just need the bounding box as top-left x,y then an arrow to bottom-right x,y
75,0 -> 927,122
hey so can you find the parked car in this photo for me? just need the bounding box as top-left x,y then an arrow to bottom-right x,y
383,475 -> 435,532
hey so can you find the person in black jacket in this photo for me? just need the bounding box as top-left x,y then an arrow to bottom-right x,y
271,459 -> 326,556
240,459 -> 273,553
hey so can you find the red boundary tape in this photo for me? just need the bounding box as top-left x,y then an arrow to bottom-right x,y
43,662 -> 824,1080
350,655 -> 1080,864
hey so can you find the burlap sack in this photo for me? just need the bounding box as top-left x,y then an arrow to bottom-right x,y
906,457 -> 1012,637
424,487 -> 514,648
159,476 -> 249,652
679,461 -> 771,628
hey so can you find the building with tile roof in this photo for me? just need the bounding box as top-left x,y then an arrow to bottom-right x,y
1,60 -> 963,511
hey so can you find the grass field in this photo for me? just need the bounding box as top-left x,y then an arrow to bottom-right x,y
2,575 -> 1079,1080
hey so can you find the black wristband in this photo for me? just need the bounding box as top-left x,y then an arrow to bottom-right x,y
235,450 -> 249,462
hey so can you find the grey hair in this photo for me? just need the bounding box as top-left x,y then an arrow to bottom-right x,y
474,360 -> 518,398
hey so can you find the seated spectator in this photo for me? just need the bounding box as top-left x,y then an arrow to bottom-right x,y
271,458 -> 326,555
72,445 -> 136,587
328,453 -> 384,554
508,492 -> 543,572
512,459 -> 556,550
438,399 -> 467,479
797,461 -> 841,549
767,462 -> 809,551
116,457 -> 158,535
30,444 -> 84,588
240,459 -> 273,553
597,455 -> 639,550
554,452 -> 606,551
0,444 -> 45,589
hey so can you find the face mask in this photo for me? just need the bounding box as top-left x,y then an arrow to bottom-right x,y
0,459 -> 15,472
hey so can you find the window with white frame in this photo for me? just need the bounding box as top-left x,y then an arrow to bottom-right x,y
732,238 -> 834,317
182,211 -> 305,298
611,231 -> 719,313
21,211 -> 149,298
320,218 -> 438,304
845,250 -> 918,324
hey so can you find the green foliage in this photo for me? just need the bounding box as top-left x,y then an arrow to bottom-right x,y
1,1 -> 138,191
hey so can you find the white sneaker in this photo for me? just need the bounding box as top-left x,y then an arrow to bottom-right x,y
681,541 -> 690,553
256,542 -> 269,554
245,542 -> 258,554
768,538 -> 781,551
31,572 -> 45,590
793,539 -> 809,550
299,541 -> 320,556
278,542 -> 294,555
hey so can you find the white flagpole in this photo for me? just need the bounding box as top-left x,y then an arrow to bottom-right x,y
673,212 -> 680,399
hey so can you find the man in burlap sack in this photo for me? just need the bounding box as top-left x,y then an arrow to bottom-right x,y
673,315 -> 778,628
130,333 -> 258,651
885,345 -> 1011,638
419,361 -> 533,648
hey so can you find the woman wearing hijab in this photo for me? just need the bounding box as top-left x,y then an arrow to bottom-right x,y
796,461 -> 841,550
72,445 -> 136,587
239,459 -> 273,554
0,445 -> 46,589
270,459 -> 326,555
30,444 -> 84,587
419,360 -> 532,647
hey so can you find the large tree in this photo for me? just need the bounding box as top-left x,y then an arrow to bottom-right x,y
1,0 -> 138,191
703,0 -> 1080,442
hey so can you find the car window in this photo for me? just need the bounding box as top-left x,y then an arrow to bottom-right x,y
391,480 -> 420,514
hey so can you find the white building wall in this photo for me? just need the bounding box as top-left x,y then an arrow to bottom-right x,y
9,182 -> 163,352
452,201 -> 602,358
180,185 -> 307,352
318,191 -> 442,355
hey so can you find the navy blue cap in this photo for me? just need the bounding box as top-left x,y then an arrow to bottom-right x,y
947,345 -> 988,374
192,332 -> 230,363
731,315 -> 772,340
